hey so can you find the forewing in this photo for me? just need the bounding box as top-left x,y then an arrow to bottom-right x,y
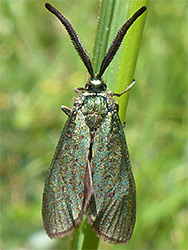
42,109 -> 90,238
87,111 -> 136,244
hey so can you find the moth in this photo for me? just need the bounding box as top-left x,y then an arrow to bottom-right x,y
42,3 -> 146,244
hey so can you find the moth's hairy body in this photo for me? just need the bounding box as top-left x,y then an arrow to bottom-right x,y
43,2 -> 146,244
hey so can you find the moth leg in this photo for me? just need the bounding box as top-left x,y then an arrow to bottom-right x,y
61,105 -> 71,116
74,87 -> 85,94
115,103 -> 126,127
115,102 -> 119,113
122,122 -> 126,128
113,79 -> 135,97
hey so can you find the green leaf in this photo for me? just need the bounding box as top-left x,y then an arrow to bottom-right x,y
114,0 -> 149,121
81,218 -> 100,250
93,0 -> 149,121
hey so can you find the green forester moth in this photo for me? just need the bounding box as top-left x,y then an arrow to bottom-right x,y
42,3 -> 146,244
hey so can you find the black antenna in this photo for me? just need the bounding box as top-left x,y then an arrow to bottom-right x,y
97,6 -> 146,79
45,3 -> 94,78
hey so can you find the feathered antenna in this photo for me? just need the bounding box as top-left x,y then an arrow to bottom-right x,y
45,3 -> 146,80
45,3 -> 94,78
97,6 -> 146,79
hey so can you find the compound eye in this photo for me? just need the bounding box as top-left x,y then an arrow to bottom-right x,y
102,83 -> 107,91
85,83 -> 94,90
85,83 -> 90,90
85,84 -> 89,90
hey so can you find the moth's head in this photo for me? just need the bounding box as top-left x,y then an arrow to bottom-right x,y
85,77 -> 107,92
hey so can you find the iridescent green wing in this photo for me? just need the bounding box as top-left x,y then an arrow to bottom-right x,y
42,108 -> 90,238
87,111 -> 136,244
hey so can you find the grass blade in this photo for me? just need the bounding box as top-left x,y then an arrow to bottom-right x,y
71,0 -> 148,249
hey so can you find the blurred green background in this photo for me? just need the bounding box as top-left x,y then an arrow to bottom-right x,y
1,0 -> 187,249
